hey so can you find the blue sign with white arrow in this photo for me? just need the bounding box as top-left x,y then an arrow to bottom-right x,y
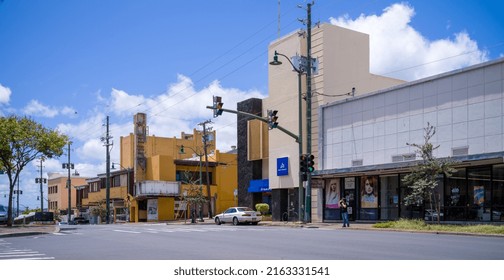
277,157 -> 289,176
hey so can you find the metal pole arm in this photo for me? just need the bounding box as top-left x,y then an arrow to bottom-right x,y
274,51 -> 303,74
206,106 -> 299,143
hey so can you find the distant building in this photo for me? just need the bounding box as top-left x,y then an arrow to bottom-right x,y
47,172 -> 89,221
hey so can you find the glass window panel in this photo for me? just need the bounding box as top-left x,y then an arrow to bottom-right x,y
399,174 -> 422,219
380,175 -> 399,220
445,168 -> 466,221
492,164 -> 504,221
467,167 -> 491,221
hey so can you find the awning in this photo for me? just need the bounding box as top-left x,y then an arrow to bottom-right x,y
247,179 -> 270,193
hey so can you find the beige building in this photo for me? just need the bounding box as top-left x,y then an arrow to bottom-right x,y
47,172 -> 89,221
241,23 -> 405,221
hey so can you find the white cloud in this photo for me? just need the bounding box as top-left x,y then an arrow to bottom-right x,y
23,100 -> 59,118
0,83 -> 11,104
61,106 -> 78,118
76,138 -> 106,162
330,3 -> 488,81
109,75 -> 266,151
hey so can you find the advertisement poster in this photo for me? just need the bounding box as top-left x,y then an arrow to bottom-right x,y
325,179 -> 340,209
147,199 -> 158,221
474,186 -> 484,205
360,176 -> 378,208
360,176 -> 378,220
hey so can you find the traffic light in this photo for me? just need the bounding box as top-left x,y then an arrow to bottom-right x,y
267,109 -> 278,129
213,96 -> 223,117
300,154 -> 308,181
307,154 -> 315,172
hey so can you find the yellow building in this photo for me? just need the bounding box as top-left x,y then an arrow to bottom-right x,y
47,172 -> 89,221
81,113 -> 238,223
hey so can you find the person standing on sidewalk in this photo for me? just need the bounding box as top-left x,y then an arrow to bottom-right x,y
339,198 -> 349,227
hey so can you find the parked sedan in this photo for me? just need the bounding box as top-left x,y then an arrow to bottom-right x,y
214,207 -> 262,225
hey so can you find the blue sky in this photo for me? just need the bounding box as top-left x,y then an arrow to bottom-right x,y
0,0 -> 503,210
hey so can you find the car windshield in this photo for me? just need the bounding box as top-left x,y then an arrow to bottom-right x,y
0,205 -> 6,212
237,207 -> 254,212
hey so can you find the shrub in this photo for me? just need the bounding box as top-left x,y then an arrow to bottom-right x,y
255,203 -> 270,214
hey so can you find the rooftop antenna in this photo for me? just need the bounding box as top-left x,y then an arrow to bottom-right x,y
277,0 -> 281,39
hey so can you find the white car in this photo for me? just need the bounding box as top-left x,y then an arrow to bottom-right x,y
214,207 -> 262,225
0,205 -> 7,224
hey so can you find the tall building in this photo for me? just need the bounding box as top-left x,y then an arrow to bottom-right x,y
239,24 -> 405,221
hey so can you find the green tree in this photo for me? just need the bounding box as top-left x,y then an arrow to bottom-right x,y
401,123 -> 456,224
179,171 -> 207,223
0,115 -> 68,226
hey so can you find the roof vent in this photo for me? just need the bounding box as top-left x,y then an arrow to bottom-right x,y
352,159 -> 363,167
452,146 -> 469,156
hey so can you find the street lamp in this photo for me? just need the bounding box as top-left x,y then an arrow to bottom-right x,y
111,162 -> 132,222
179,145 -> 205,223
270,50 -> 307,222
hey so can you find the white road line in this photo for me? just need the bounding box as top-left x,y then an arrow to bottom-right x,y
113,229 -> 141,234
11,257 -> 55,260
0,253 -> 45,258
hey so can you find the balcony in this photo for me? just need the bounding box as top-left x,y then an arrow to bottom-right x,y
135,180 -> 180,197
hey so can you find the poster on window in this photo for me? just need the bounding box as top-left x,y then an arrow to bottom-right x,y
473,186 -> 484,205
147,199 -> 158,220
325,179 -> 340,209
360,176 -> 378,208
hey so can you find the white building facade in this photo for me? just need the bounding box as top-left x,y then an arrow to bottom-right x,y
316,58 -> 504,222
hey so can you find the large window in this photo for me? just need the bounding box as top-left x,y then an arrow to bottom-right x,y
380,175 -> 398,220
492,165 -> 504,221
399,174 -> 421,219
445,168 -> 466,221
176,171 -> 213,185
467,167 -> 491,221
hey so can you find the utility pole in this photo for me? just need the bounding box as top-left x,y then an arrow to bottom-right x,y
304,1 -> 314,223
103,116 -> 113,224
15,179 -> 21,217
62,141 -> 74,223
199,120 -> 213,219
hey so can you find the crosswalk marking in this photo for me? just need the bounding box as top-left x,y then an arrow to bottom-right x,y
48,225 -> 271,237
0,247 -> 54,260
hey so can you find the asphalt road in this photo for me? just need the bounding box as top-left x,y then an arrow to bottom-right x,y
1,223 -> 503,260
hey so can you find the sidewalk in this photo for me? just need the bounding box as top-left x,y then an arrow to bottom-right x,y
0,224 -> 60,238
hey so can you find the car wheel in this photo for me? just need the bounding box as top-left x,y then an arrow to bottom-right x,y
215,217 -> 221,225
251,222 -> 258,225
233,217 -> 239,226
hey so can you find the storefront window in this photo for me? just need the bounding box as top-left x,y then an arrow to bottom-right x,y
399,174 -> 421,219
492,164 -> 504,221
359,176 -> 378,219
423,176 -> 445,221
343,178 -> 356,221
380,175 -> 399,220
445,168 -> 466,220
467,167 -> 491,221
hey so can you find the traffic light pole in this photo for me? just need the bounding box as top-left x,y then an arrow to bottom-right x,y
206,106 -> 299,143
304,1 -> 313,223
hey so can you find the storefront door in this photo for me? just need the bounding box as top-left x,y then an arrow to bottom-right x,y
343,178 -> 356,220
